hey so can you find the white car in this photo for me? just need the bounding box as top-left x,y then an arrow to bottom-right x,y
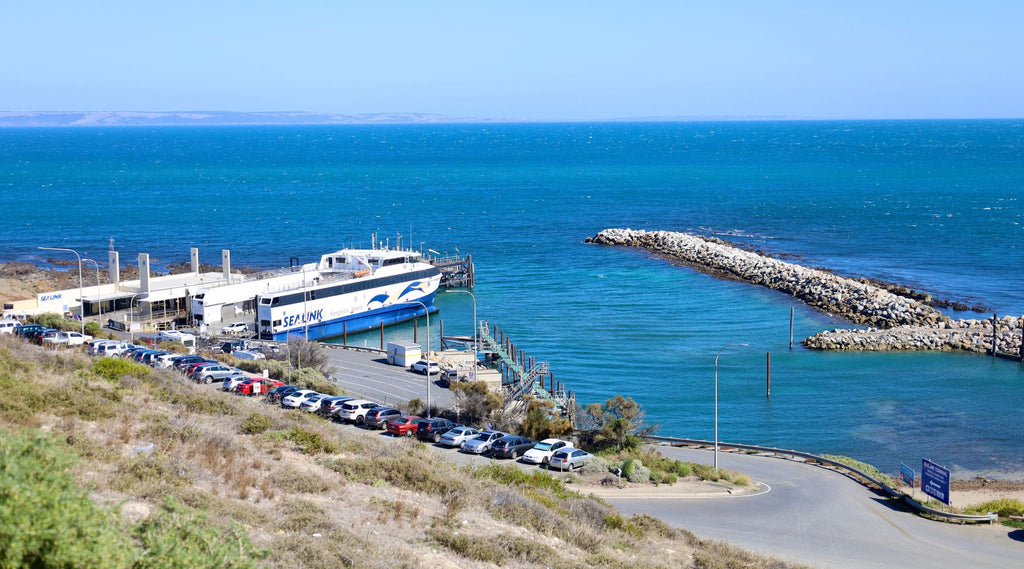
281,389 -> 318,409
42,331 -> 93,346
410,359 -> 441,375
522,438 -> 573,465
221,322 -> 248,334
338,399 -> 379,424
221,374 -> 248,392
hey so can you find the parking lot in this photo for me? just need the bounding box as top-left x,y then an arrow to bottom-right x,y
320,345 -> 456,410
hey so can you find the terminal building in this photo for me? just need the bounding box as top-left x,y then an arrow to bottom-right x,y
3,247 -> 265,333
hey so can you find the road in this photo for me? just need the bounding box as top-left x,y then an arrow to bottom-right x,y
321,345 -> 455,411
601,446 -> 1023,569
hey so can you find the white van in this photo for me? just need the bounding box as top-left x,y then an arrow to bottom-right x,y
0,320 -> 19,334
155,330 -> 196,354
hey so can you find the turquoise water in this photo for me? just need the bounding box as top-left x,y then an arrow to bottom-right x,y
3,121 -> 1023,478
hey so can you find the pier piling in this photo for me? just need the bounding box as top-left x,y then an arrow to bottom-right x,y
789,307 -> 795,350
766,352 -> 771,397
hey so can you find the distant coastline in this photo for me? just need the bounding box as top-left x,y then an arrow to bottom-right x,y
0,111 -> 490,127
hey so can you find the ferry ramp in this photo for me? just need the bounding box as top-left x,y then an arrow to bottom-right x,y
321,345 -> 455,410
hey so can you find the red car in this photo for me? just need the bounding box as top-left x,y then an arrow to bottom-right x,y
386,416 -> 422,437
236,377 -> 282,396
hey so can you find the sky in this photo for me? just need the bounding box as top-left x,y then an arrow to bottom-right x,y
2,1 -> 1022,121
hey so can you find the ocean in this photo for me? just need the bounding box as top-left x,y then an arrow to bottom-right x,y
3,120 -> 1023,479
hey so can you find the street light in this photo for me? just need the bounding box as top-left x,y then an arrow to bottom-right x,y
82,258 -> 102,320
715,343 -> 748,473
128,292 -> 142,343
409,299 -> 432,418
445,289 -> 477,368
39,246 -> 84,336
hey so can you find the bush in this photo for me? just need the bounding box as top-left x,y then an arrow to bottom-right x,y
285,367 -> 339,396
0,429 -> 135,567
964,498 -> 1024,517
92,356 -> 152,382
288,427 -> 338,455
627,463 -> 651,484
134,496 -> 268,568
240,412 -> 274,434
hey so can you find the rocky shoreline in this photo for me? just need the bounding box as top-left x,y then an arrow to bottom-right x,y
586,228 -> 1024,358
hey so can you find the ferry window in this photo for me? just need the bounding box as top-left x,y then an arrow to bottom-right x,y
272,298 -> 281,306
309,290 -> 317,300
261,298 -> 271,304
260,320 -> 270,326
272,320 -> 282,327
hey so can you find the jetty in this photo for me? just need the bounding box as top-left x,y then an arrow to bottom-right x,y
588,228 -> 1024,359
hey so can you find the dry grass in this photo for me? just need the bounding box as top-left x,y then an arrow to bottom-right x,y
0,335 -> 807,569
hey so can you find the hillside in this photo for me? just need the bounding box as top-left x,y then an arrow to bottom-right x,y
0,336 -> 804,568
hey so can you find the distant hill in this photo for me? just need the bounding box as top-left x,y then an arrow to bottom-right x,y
0,111 -> 489,127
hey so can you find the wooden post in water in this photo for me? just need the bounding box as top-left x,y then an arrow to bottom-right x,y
992,313 -> 998,356
789,307 -> 795,350
343,321 -> 347,345
379,322 -> 384,350
413,318 -> 418,343
766,352 -> 771,397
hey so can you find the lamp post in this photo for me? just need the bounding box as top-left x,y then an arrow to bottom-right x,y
409,299 -> 431,418
128,292 -> 142,343
445,289 -> 477,367
82,258 -> 102,320
714,343 -> 748,473
39,246 -> 84,336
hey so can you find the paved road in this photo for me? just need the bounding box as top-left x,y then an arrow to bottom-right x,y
602,446 -> 1023,569
321,345 -> 455,410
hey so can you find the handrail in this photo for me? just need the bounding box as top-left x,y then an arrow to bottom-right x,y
644,435 -> 998,524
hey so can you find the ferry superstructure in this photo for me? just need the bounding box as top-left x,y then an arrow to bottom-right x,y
254,248 -> 441,341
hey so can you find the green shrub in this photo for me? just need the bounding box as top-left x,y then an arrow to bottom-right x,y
92,356 -> 152,382
0,429 -> 135,568
285,367 -> 339,396
964,498 -> 1024,517
821,454 -> 896,487
288,427 -> 338,454
626,463 -> 650,484
240,412 -> 274,434
133,496 -> 268,568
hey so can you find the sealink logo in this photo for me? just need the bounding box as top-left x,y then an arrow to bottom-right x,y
283,309 -> 323,328
40,293 -> 62,302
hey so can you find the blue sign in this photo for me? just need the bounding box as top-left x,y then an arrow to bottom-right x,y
899,463 -> 915,488
921,458 -> 950,505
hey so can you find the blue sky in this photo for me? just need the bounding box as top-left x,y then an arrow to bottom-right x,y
2,1 -> 1021,121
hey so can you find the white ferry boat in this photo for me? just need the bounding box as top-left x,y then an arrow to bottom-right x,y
254,248 -> 441,342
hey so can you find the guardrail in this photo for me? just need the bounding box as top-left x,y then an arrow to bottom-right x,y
644,435 -> 998,525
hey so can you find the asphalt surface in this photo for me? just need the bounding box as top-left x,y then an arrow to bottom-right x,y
602,446 -> 1024,569
321,345 -> 455,410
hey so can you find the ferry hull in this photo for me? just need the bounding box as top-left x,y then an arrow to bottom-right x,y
261,297 -> 437,342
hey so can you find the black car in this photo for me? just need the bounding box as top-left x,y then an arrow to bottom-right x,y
415,418 -> 456,443
363,407 -> 404,430
318,396 -> 354,419
14,324 -> 46,338
490,435 -> 537,460
266,384 -> 300,403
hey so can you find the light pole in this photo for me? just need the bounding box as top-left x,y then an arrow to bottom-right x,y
714,343 -> 748,473
39,246 -> 84,336
409,299 -> 431,418
128,292 -> 142,343
82,258 -> 102,320
445,289 -> 477,368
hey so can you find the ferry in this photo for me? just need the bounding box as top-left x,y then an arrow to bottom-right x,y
255,248 -> 441,342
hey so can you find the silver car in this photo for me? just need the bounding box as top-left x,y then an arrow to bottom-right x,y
549,448 -> 593,471
461,430 -> 507,455
437,426 -> 479,448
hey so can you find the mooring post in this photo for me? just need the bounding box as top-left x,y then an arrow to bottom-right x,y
379,322 -> 384,350
343,321 -> 347,345
992,313 -> 998,356
766,352 -> 771,397
413,318 -> 418,343
789,307 -> 795,350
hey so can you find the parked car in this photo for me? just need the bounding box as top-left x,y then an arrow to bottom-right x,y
281,389 -> 319,409
231,349 -> 265,361
410,359 -> 441,375
172,355 -> 212,371
0,320 -> 18,334
415,418 -> 456,443
437,426 -> 480,448
338,399 -> 379,424
318,395 -> 354,419
386,415 -> 423,437
42,331 -> 93,346
462,430 -> 508,455
522,438 -> 573,465
194,365 -> 240,384
221,322 -> 248,334
549,448 -> 593,472
30,328 -> 58,344
96,341 -> 134,357
236,377 -> 282,396
490,435 -> 537,460
266,384 -> 300,403
363,407 -> 404,430
14,324 -> 45,338
299,394 -> 327,413
221,374 -> 249,392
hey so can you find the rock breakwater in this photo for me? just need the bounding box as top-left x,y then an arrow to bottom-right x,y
587,228 -> 1024,358
587,228 -> 946,328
